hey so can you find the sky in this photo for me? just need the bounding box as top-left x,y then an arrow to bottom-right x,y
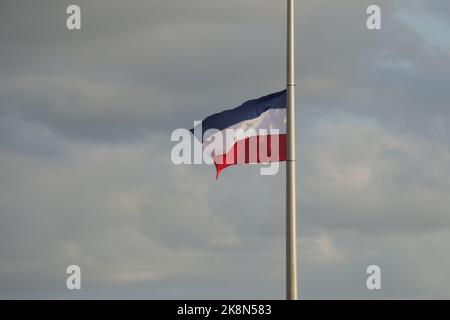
1,0 -> 450,299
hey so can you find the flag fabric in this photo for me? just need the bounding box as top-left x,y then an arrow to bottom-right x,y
191,90 -> 287,178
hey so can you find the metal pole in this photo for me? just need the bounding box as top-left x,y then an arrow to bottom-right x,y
286,0 -> 298,300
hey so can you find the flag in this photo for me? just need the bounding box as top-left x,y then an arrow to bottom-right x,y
191,90 -> 287,178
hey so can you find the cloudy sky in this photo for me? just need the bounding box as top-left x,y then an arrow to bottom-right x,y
1,0 -> 450,299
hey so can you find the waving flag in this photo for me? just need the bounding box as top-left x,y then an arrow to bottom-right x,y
191,90 -> 287,178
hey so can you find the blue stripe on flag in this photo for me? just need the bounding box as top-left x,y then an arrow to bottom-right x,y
191,90 -> 286,141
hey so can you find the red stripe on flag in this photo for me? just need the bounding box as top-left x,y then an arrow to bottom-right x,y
212,134 -> 287,179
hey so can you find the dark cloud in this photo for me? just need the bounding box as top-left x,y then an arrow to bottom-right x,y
1,0 -> 450,299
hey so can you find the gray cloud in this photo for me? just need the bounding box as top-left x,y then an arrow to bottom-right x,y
1,0 -> 450,299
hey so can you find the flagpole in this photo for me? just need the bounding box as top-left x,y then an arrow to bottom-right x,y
286,0 -> 298,300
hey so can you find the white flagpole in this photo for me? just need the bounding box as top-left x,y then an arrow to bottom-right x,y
286,0 -> 298,300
